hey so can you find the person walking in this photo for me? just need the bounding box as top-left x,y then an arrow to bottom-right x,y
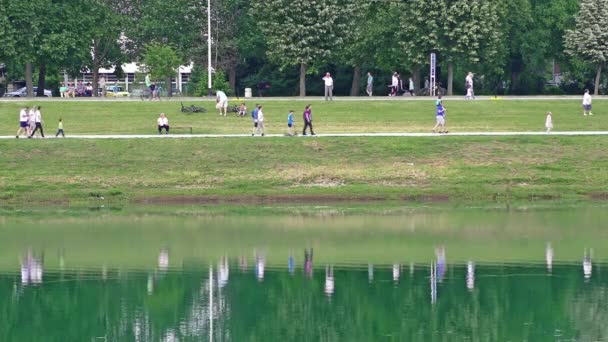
287,110 -> 295,136
390,72 -> 399,96
16,106 -> 29,138
583,89 -> 593,116
322,72 -> 334,101
157,112 -> 169,134
545,112 -> 553,133
302,104 -> 315,136
256,105 -> 265,136
465,72 -> 475,100
216,90 -> 228,116
27,106 -> 36,137
145,74 -> 153,99
433,101 -> 447,133
251,104 -> 259,136
29,106 -> 45,138
366,72 -> 373,96
408,77 -> 415,96
99,76 -> 106,97
55,118 -> 65,137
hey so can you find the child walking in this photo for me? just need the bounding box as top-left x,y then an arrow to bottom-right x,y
56,118 -> 65,137
432,102 -> 447,133
287,110 -> 295,136
545,112 -> 553,133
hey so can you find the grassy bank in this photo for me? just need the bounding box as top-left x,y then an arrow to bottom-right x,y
1,99 -> 607,134
1,136 -> 607,206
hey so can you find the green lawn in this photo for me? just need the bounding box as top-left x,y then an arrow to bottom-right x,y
0,99 -> 607,134
1,135 -> 607,205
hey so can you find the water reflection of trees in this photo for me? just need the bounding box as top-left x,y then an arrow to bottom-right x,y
0,263 -> 607,340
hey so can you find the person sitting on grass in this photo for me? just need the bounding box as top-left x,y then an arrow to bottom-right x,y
433,101 -> 447,133
238,103 -> 247,117
157,113 -> 169,134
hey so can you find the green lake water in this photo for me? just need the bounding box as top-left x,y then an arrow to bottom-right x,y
1,205 -> 607,341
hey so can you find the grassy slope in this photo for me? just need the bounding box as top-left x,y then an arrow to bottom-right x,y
0,99 -> 607,134
1,135 -> 607,205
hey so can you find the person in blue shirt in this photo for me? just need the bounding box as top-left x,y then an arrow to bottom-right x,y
433,102 -> 447,133
251,104 -> 259,136
287,110 -> 295,136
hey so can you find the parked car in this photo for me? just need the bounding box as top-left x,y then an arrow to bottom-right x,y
4,86 -> 52,97
104,85 -> 130,97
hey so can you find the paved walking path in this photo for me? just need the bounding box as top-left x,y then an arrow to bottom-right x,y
3,131 -> 608,139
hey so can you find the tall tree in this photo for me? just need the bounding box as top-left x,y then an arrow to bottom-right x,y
253,0 -> 350,96
565,0 -> 608,95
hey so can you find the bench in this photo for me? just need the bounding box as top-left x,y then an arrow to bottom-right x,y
172,126 -> 193,134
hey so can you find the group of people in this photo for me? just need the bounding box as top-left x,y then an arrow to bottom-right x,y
390,72 -> 416,97
144,74 -> 161,101
15,106 -> 64,138
248,103 -> 315,136
59,81 -> 94,98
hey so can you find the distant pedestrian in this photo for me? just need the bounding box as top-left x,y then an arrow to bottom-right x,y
27,106 -> 36,137
433,101 -> 447,133
323,72 -> 334,101
424,77 -> 430,92
583,89 -> 593,116
366,72 -> 373,96
287,110 -> 295,136
545,112 -> 553,133
390,72 -> 398,96
151,82 -> 161,101
216,90 -> 228,116
256,105 -> 265,136
157,113 -> 169,134
408,77 -> 415,96
29,106 -> 44,138
435,95 -> 443,107
251,104 -> 259,136
99,76 -> 106,97
302,104 -> 315,136
145,73 -> 153,99
55,118 -> 65,137
465,72 -> 475,100
16,106 -> 29,138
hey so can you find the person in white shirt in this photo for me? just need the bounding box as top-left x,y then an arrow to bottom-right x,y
391,72 -> 398,96
545,111 -> 553,133
27,106 -> 36,136
465,72 -> 474,100
256,105 -> 265,136
216,90 -> 228,116
582,89 -> 593,116
29,106 -> 45,138
99,76 -> 106,97
16,106 -> 30,138
157,113 -> 169,134
322,72 -> 333,101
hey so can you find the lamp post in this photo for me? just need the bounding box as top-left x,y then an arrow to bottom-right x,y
207,0 -> 212,97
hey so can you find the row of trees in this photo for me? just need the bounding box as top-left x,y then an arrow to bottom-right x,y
0,0 -> 606,96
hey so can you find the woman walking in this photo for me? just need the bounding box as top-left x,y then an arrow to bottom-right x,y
302,104 -> 315,136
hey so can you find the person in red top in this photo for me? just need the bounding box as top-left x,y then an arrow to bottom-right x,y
302,104 -> 315,136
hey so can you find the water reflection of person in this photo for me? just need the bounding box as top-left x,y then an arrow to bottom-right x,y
21,249 -> 43,285
392,264 -> 401,284
218,257 -> 229,288
583,249 -> 593,280
368,264 -> 374,283
158,249 -> 169,271
325,265 -> 334,297
288,253 -> 295,275
466,261 -> 475,291
430,262 -> 437,305
255,252 -> 265,282
546,243 -> 553,273
435,247 -> 446,283
239,255 -> 248,273
304,248 -> 314,278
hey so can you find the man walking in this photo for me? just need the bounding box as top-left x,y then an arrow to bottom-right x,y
216,90 -> 228,116
29,106 -> 45,138
366,72 -> 373,96
302,104 -> 315,136
583,89 -> 593,116
16,106 -> 29,138
322,72 -> 333,101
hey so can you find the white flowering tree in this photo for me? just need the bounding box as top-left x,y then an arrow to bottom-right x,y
253,0 -> 350,96
565,0 -> 608,95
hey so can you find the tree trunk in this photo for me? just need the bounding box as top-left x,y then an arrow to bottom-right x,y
36,63 -> 46,97
25,62 -> 33,98
413,66 -> 421,94
166,76 -> 172,97
594,64 -> 602,96
350,65 -> 361,96
447,61 -> 454,96
299,63 -> 306,97
92,67 -> 99,97
229,67 -> 237,95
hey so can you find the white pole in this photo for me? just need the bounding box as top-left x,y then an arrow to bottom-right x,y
207,0 -> 212,97
209,264 -> 213,342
